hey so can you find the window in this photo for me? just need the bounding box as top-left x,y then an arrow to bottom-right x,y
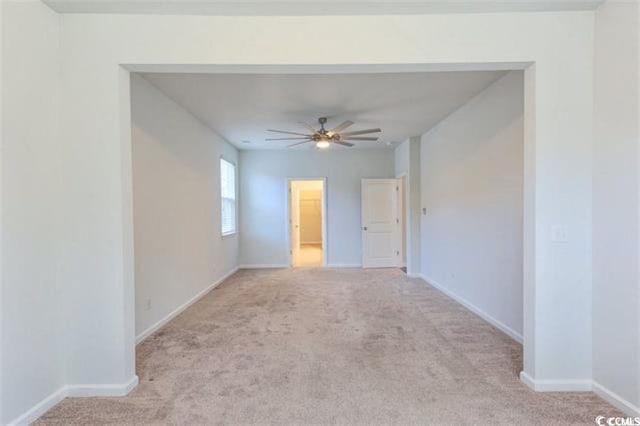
220,158 -> 236,236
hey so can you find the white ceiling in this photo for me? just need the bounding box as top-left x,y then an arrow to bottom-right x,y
140,71 -> 508,150
44,0 -> 605,15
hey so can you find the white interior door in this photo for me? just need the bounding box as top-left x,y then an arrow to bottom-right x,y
290,185 -> 301,266
361,179 -> 399,268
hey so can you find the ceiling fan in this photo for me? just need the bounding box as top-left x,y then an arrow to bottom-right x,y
265,117 -> 381,149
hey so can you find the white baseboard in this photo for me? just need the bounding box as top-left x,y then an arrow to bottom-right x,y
519,371 -> 536,390
8,387 -> 67,426
239,264 -> 289,269
239,263 -> 362,269
593,381 -> 640,417
8,376 -> 139,425
406,272 -> 421,278
240,264 -> 363,269
520,372 -> 639,415
422,274 -> 638,412
519,371 -> 592,392
11,266 -> 239,424
136,266 -> 239,344
419,274 -> 523,344
66,375 -> 139,397
326,263 -> 362,268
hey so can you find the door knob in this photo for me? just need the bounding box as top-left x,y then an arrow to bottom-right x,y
363,226 -> 368,231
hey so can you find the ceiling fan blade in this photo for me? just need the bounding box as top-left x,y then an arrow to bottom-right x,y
342,136 -> 378,141
339,128 -> 382,137
334,141 -> 354,147
299,122 -> 318,133
265,137 -> 310,141
268,129 -> 311,137
328,120 -> 354,134
287,140 -> 313,148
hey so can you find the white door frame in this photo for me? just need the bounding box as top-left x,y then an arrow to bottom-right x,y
396,172 -> 407,268
285,177 -> 328,267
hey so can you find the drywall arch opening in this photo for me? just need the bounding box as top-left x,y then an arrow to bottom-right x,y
118,62 -> 536,389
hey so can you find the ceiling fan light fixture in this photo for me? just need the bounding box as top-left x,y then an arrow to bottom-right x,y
266,117 -> 381,150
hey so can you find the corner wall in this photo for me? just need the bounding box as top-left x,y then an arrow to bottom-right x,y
419,71 -> 524,341
592,0 -> 640,415
1,1 -> 64,423
131,75 -> 239,341
394,137 -> 421,275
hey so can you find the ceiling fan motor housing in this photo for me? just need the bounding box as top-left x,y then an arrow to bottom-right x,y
312,133 -> 339,142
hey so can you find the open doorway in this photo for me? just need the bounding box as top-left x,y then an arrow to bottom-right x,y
289,179 -> 327,267
124,65 -> 533,406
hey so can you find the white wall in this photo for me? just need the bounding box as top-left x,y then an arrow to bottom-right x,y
394,137 -> 421,275
131,75 -> 239,339
1,3 -> 3,420
420,71 -> 524,340
239,149 -> 394,266
4,4 -> 640,420
0,8 -> 600,419
1,1 -> 64,423
6,2 -> 640,420
592,0 -> 640,414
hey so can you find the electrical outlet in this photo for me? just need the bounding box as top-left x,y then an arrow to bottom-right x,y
551,225 -> 569,243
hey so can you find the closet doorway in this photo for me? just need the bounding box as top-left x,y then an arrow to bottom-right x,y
288,179 -> 327,267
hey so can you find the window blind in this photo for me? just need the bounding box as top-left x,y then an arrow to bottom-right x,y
220,158 -> 236,235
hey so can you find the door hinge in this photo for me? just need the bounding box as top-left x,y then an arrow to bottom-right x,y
396,250 -> 400,255
396,186 -> 399,191
290,250 -> 292,255
396,218 -> 399,224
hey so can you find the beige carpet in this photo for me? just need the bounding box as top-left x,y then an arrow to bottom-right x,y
37,268 -> 621,424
